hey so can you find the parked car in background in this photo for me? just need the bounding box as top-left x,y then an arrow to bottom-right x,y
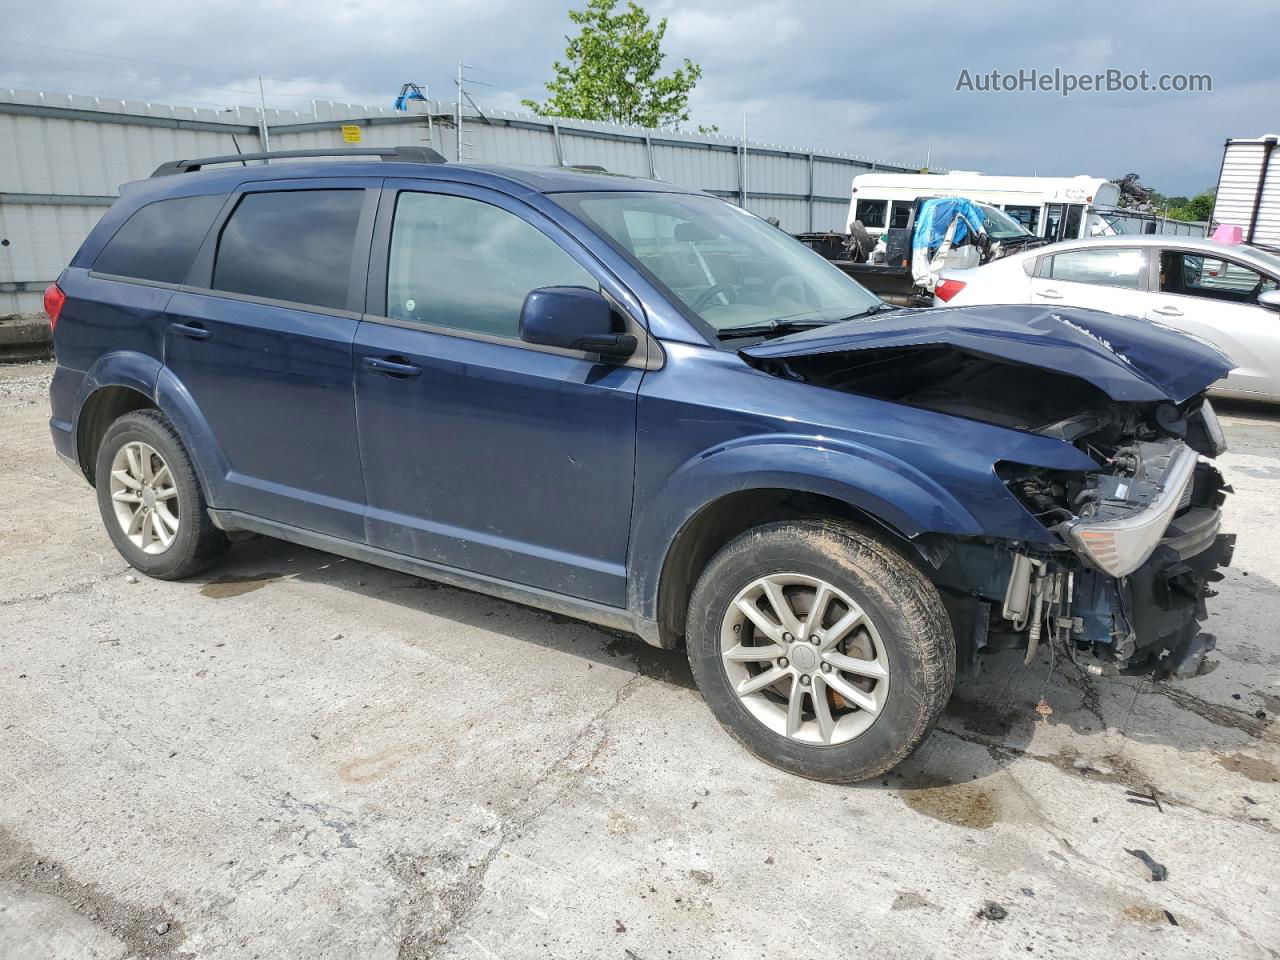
47,148 -> 1235,784
934,235 -> 1280,402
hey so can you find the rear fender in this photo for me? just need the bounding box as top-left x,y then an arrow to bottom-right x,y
74,352 -> 228,502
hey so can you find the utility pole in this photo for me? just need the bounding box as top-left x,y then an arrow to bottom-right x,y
455,63 -> 464,161
453,64 -> 490,161
257,75 -> 271,159
424,84 -> 433,150
740,113 -> 748,207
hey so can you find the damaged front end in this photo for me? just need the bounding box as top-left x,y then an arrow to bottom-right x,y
741,305 -> 1238,679
983,404 -> 1234,678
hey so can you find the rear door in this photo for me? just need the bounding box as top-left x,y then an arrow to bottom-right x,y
352,181 -> 645,606
1029,246 -> 1150,317
165,179 -> 378,540
1147,248 -> 1280,398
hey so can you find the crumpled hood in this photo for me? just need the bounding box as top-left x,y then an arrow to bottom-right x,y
741,304 -> 1235,404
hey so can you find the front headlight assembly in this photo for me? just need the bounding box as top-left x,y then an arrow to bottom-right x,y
1058,443 -> 1198,578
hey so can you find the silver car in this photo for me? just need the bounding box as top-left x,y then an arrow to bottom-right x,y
934,235 -> 1280,402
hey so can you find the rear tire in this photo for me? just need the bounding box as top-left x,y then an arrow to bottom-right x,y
94,409 -> 228,580
686,519 -> 954,783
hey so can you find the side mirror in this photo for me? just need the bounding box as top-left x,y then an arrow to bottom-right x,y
519,286 -> 637,360
1258,289 -> 1280,311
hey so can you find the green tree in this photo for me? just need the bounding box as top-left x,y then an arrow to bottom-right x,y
1167,190 -> 1216,223
523,0 -> 706,129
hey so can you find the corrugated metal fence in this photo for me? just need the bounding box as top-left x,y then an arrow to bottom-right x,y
0,88 -> 921,313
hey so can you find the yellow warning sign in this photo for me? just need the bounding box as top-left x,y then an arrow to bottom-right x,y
341,125 -> 362,144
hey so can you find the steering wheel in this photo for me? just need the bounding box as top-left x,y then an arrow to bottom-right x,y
692,282 -> 739,311
770,275 -> 807,303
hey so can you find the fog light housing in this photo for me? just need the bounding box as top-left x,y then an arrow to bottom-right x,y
1059,444 -> 1197,577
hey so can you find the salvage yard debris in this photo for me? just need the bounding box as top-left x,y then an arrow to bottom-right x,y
1125,848 -> 1169,882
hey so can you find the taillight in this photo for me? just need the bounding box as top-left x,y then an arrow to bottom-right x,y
43,282 -> 66,331
934,278 -> 967,303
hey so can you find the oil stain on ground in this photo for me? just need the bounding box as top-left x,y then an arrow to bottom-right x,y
897,783 -> 997,829
1217,752 -> 1280,783
199,571 -> 283,599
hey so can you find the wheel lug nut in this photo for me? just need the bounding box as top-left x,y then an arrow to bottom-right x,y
778,658 -> 789,668
809,635 -> 820,644
821,663 -> 832,673
782,632 -> 793,643
800,675 -> 811,686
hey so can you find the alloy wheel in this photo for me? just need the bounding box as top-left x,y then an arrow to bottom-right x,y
108,441 -> 180,555
719,573 -> 889,745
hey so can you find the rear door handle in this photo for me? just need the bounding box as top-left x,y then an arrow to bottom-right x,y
1152,305 -> 1184,317
1037,288 -> 1064,299
171,321 -> 211,340
363,356 -> 422,378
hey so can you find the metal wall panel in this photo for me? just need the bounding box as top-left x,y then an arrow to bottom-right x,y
0,88 -> 927,311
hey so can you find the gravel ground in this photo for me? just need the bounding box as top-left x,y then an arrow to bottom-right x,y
1,360 -> 1277,960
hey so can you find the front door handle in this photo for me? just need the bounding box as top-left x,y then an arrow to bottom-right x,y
1152,305 -> 1184,317
1038,288 -> 1064,300
171,321 -> 211,340
363,356 -> 422,378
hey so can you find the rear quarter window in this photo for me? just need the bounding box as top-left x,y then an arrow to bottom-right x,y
93,194 -> 227,284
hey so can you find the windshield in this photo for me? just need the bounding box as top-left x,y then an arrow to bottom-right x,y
1236,243 -> 1280,275
978,203 -> 1032,240
555,191 -> 883,334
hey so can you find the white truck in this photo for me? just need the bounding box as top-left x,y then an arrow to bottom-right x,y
1213,134 -> 1280,250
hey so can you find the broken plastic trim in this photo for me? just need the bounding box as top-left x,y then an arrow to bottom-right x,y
1057,443 -> 1197,577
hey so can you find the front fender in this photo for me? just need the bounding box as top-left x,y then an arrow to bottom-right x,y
626,433 -> 987,620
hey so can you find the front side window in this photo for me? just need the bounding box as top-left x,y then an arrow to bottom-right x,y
212,190 -> 365,311
94,194 -> 226,284
386,192 -> 598,338
978,204 -> 1032,240
556,191 -> 883,336
1047,248 -> 1144,289
1160,251 -> 1278,303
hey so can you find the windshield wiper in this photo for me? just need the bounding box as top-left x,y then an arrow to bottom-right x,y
715,318 -> 833,341
841,303 -> 896,320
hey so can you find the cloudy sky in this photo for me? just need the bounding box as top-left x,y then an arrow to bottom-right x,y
1,0 -> 1272,195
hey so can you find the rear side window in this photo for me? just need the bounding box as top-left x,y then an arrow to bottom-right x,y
212,190 -> 365,311
93,194 -> 226,284
854,199 -> 886,229
1046,248 -> 1144,289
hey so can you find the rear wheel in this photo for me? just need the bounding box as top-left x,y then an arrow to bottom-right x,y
686,519 -> 954,782
94,410 -> 228,579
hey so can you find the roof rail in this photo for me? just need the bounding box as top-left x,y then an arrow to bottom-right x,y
151,145 -> 447,177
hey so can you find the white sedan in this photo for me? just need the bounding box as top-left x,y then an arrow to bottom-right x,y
933,235 -> 1280,401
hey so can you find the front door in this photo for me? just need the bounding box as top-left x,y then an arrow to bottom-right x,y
165,180 -> 378,540
352,182 -> 644,606
1148,249 -> 1280,398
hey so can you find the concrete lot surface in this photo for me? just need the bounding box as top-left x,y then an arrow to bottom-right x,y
1,359 -> 1277,960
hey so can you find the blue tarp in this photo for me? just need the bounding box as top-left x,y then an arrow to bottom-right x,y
911,197 -> 987,253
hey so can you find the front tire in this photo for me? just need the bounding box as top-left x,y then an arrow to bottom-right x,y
686,519 -> 955,783
94,409 -> 228,580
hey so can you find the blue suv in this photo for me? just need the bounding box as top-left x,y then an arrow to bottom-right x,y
47,146 -> 1235,781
